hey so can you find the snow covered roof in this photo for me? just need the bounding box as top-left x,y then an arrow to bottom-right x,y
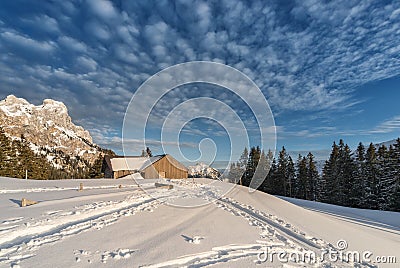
107,156 -> 163,172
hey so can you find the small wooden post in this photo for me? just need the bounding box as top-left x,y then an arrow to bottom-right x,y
21,198 -> 26,207
21,198 -> 38,207
78,183 -> 84,191
25,170 -> 28,180
118,184 -> 122,189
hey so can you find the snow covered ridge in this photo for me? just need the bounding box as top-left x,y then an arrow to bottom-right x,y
0,95 -> 101,166
188,162 -> 221,179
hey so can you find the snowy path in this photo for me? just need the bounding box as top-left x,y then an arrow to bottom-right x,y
216,197 -> 324,250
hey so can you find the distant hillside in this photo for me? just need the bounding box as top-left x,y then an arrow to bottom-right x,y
376,138 -> 399,148
0,95 -> 114,179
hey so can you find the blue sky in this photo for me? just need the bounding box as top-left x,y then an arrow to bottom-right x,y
0,0 -> 399,164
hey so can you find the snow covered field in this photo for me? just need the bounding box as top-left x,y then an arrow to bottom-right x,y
278,196 -> 400,233
0,177 -> 399,268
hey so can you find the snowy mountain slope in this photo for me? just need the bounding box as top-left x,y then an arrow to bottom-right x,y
376,139 -> 399,149
0,95 -> 101,166
278,196 -> 400,232
188,163 -> 220,179
0,177 -> 399,267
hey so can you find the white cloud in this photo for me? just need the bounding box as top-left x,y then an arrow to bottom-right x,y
21,15 -> 60,33
61,1 -> 77,15
75,56 -> 98,73
390,8 -> 400,19
92,134 -> 198,153
86,0 -> 118,20
0,31 -> 56,54
58,36 -> 88,53
113,44 -> 139,64
1,0 -> 400,150
37,15 -> 60,33
369,116 -> 400,134
195,1 -> 211,33
85,21 -> 111,40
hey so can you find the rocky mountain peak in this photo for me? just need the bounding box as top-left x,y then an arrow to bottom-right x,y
42,98 -> 67,112
4,94 -> 29,104
0,95 -> 100,165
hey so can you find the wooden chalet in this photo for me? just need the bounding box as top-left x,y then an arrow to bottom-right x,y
102,154 -> 188,179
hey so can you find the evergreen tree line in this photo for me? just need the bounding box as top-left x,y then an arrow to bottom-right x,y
0,127 -> 106,180
228,138 -> 400,212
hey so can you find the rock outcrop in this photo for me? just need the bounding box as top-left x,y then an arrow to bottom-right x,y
0,95 -> 101,167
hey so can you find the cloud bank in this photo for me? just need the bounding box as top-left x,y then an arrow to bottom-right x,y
0,0 -> 399,152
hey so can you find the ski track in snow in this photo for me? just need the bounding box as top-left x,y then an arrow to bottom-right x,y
0,189 -> 170,266
302,207 -> 400,234
216,197 -> 325,251
0,184 -> 139,194
2,217 -> 24,225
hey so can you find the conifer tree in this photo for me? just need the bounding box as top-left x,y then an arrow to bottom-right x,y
264,158 -> 278,194
89,154 -> 105,178
260,150 -> 274,192
266,149 -> 274,174
244,146 -> 261,186
238,147 -> 249,185
275,146 -> 294,196
253,150 -> 269,190
295,155 -> 306,199
365,143 -> 379,209
353,142 -> 366,208
0,127 -> 14,177
376,145 -> 394,210
287,156 -> 296,197
338,141 -> 356,207
391,139 -> 400,211
322,141 -> 339,204
306,152 -> 319,201
146,147 -> 152,157
315,168 -> 327,202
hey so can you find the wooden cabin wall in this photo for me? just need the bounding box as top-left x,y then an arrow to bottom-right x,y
144,157 -> 188,179
114,170 -> 132,179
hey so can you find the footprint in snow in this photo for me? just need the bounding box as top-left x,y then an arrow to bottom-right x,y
0,225 -> 18,233
181,235 -> 204,244
2,217 -> 24,225
46,210 -> 63,215
102,249 -> 134,263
